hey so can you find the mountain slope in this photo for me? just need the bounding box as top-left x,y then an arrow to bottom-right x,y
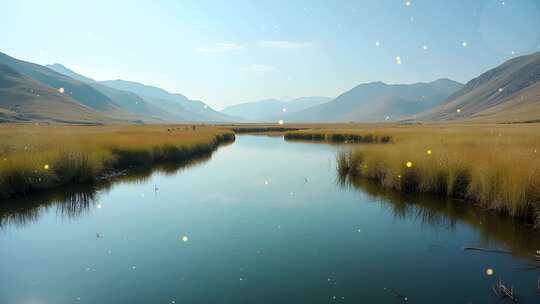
286,79 -> 463,122
101,80 -> 232,122
0,64 -> 109,123
222,96 -> 331,121
46,64 -> 193,122
0,52 -> 130,116
414,51 -> 540,122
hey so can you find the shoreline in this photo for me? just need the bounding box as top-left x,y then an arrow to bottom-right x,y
285,126 -> 540,228
0,130 -> 235,201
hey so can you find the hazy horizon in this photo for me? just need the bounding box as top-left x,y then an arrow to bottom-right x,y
2,0 -> 540,109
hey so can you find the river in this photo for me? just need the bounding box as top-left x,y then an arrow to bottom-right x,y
1,135 -> 539,303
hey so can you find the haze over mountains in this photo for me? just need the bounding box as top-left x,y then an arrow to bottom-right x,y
1,49 -> 540,124
222,96 -> 331,121
284,79 -> 464,122
0,51 -> 233,123
47,63 -> 232,122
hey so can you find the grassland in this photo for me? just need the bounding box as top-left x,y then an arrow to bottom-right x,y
285,128 -> 391,143
0,124 -> 234,199
285,123 -> 540,227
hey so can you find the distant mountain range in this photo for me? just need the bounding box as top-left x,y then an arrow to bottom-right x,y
0,50 -> 233,123
222,96 -> 331,121
284,79 -> 463,122
413,50 -> 540,123
47,63 -> 232,122
2,49 -> 540,124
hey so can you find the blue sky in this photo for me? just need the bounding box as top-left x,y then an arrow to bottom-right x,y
1,0 -> 540,109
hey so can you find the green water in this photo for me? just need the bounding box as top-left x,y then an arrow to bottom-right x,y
1,135 -> 539,303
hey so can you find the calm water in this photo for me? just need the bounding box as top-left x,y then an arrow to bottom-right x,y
1,135 -> 540,304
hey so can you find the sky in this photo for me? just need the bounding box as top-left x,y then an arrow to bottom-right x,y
1,0 -> 540,109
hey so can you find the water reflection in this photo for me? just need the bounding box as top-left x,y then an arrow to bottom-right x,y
0,152 -> 216,229
337,168 -> 540,257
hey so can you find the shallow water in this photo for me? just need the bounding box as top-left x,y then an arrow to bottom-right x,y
1,135 -> 539,303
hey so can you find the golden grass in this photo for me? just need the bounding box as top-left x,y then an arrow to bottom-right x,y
0,124 -> 234,199
288,123 -> 540,226
285,128 -> 391,143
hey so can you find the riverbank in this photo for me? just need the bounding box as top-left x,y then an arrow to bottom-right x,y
0,124 -> 234,200
284,129 -> 392,143
324,124 -> 540,227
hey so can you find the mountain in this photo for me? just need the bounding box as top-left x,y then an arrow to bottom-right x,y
0,52 -> 131,116
222,96 -> 331,121
100,80 -> 232,122
414,51 -> 540,122
46,64 -> 192,122
286,79 -> 463,122
0,64 -> 109,123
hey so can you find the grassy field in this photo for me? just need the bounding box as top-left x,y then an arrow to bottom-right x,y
0,124 -> 234,199
285,123 -> 540,226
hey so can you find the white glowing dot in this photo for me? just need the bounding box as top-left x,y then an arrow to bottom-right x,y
395,56 -> 402,64
181,235 -> 189,242
264,180 -> 269,185
457,108 -> 461,113
289,191 -> 294,196
498,88 -> 504,93
97,204 -> 102,209
405,1 -> 412,6
375,41 -> 381,47
462,41 -> 468,47
282,108 -> 287,112
278,120 -> 284,125
357,229 -> 362,233
486,268 -> 494,276
58,87 -> 65,94
385,115 -> 390,121
511,50 -> 515,55
239,277 -> 243,281
422,45 -> 428,50
131,266 -> 137,270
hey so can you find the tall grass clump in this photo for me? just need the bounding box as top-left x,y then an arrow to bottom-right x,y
0,124 -> 234,200
285,129 -> 391,143
335,123 -> 540,226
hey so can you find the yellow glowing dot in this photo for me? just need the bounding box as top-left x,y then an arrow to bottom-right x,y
43,164 -> 50,170
58,87 -> 65,94
426,149 -> 432,155
405,161 -> 413,168
181,235 -> 189,242
485,268 -> 494,276
456,108 -> 461,113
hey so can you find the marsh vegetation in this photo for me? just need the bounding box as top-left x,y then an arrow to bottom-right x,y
0,124 -> 234,199
329,124 -> 540,226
